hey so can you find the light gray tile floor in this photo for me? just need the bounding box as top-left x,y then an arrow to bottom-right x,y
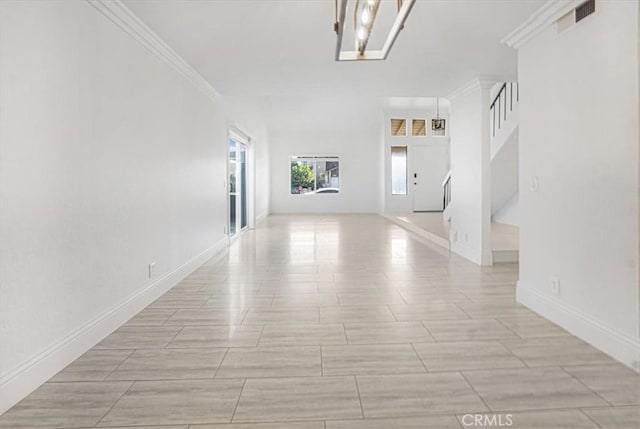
1,215 -> 637,428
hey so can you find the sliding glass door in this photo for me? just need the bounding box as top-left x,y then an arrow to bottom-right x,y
229,139 -> 248,237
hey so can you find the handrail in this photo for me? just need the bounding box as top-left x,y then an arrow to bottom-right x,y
443,173 -> 452,211
490,82 -> 518,137
441,170 -> 452,187
489,83 -> 507,110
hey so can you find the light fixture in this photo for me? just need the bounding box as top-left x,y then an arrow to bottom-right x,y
334,0 -> 416,61
432,97 -> 446,136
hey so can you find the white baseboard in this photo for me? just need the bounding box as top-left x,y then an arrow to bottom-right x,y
383,214 -> 450,251
0,237 -> 229,414
450,241 -> 482,265
256,212 -> 269,224
442,205 -> 452,221
517,282 -> 640,373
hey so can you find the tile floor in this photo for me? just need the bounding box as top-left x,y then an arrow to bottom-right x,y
1,215 -> 638,428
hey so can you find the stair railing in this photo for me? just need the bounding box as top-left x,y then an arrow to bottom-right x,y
442,171 -> 452,211
490,82 -> 518,137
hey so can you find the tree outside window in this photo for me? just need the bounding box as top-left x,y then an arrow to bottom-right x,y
290,156 -> 340,194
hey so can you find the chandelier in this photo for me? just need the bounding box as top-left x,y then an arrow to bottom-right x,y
334,0 -> 416,61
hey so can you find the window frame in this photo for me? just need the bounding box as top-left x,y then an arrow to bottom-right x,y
390,146 -> 408,196
289,155 -> 341,196
411,119 -> 427,137
390,118 -> 407,137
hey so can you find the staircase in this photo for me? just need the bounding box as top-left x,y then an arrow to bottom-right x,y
489,82 -> 519,263
440,82 -> 519,264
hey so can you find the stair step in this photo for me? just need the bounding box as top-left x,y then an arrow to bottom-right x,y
492,249 -> 519,263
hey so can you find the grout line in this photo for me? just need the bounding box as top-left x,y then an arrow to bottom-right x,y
352,376 -> 366,419
398,291 -> 409,305
101,349 -> 136,381
165,326 -> 185,349
452,301 -> 474,319
419,320 -> 438,343
387,304 -> 399,322
494,316 -> 523,338
458,370 -> 492,412
579,407 -> 606,429
410,342 -> 430,373
559,366 -> 615,407
94,380 -> 136,426
230,378 -> 248,422
256,324 -> 266,346
213,348 -> 231,378
156,308 -> 180,326
341,323 -> 349,344
239,307 -> 251,325
453,414 -> 467,429
495,336 -> 530,368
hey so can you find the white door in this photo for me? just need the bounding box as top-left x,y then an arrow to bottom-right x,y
412,145 -> 448,212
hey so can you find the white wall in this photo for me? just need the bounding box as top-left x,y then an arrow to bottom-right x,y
493,192 -> 519,226
448,80 -> 493,265
383,108 -> 450,214
268,97 -> 382,214
517,0 -> 640,370
491,133 -> 519,218
0,0 -> 268,412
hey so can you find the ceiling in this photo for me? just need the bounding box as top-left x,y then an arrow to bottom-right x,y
124,0 -> 544,98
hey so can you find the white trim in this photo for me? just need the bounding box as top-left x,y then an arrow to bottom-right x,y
450,241 -> 482,266
384,214 -> 450,251
517,282 -> 640,373
228,125 -> 252,145
441,170 -> 452,187
447,77 -> 497,101
256,212 -> 269,224
86,0 -> 220,100
0,237 -> 229,414
502,0 -> 582,49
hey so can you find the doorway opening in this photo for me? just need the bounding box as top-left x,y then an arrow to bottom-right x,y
229,137 -> 248,238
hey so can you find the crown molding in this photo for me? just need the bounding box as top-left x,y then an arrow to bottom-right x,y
447,77 -> 497,101
502,0 -> 582,49
87,0 -> 220,100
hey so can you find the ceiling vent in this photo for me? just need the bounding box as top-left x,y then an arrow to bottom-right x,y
575,0 -> 596,23
557,0 -> 595,33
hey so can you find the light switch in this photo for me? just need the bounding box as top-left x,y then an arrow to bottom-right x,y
530,176 -> 539,192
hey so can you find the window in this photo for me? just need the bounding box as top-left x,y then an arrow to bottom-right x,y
390,118 -> 407,136
291,156 -> 340,194
391,147 -> 407,195
412,119 -> 426,136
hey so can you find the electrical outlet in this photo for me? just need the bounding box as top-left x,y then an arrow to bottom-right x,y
550,277 -> 560,296
452,231 -> 458,243
148,262 -> 156,279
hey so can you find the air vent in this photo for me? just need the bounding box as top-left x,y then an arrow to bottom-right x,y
575,0 -> 595,23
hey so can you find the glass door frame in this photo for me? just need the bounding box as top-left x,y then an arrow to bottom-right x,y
228,128 -> 253,240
